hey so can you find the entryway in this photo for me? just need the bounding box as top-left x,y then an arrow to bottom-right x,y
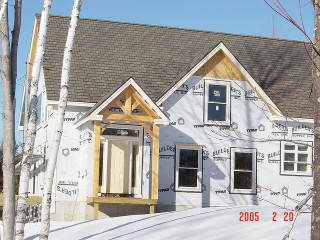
99,125 -> 143,197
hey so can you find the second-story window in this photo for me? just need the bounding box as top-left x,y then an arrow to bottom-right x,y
204,79 -> 231,125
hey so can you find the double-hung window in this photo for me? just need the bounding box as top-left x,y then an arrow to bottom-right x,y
175,144 -> 202,192
204,79 -> 231,125
281,141 -> 312,176
230,148 -> 257,194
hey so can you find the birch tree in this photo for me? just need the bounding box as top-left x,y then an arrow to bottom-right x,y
1,0 -> 21,239
0,0 -> 8,23
39,0 -> 82,239
15,1 -> 52,239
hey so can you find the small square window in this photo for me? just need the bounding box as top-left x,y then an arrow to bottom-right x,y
175,144 -> 202,192
204,79 -> 231,125
281,141 -> 312,176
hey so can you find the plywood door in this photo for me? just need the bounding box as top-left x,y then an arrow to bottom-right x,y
108,140 -> 130,194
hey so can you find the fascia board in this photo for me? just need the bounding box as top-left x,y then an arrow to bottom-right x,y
270,115 -> 314,124
46,100 -> 95,107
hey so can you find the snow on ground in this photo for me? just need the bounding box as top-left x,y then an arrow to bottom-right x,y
24,205 -> 310,240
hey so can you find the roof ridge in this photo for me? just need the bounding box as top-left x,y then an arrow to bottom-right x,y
46,14 -> 308,45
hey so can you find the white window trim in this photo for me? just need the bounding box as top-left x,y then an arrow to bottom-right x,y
175,144 -> 202,192
280,141 -> 313,176
230,148 -> 257,194
204,79 -> 231,125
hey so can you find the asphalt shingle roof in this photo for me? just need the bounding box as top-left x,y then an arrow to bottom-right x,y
41,15 -> 314,118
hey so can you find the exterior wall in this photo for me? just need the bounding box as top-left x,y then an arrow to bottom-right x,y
54,105 -> 89,203
49,105 -> 91,221
29,83 -> 93,220
157,75 -> 313,210
29,73 -> 313,220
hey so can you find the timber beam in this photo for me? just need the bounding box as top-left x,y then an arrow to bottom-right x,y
87,197 -> 157,205
103,113 -> 155,123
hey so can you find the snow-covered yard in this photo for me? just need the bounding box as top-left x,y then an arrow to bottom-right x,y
22,205 -> 310,240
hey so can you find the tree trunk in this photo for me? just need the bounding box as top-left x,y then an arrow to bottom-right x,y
39,1 -> 82,239
0,0 -> 8,23
11,0 -> 22,99
312,1 -> 320,240
15,1 -> 52,239
1,2 -> 15,239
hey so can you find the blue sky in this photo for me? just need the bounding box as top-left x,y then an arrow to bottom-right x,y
0,0 -> 314,143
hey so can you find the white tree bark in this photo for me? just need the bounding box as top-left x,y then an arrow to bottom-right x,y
1,2 -> 15,240
0,0 -> 8,23
15,1 -> 52,239
39,1 -> 82,239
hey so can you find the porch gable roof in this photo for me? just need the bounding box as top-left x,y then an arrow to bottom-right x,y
74,77 -> 169,128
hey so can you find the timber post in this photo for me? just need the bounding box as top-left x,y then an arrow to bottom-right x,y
93,120 -> 101,219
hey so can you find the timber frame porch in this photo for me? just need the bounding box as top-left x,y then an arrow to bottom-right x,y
83,78 -> 169,219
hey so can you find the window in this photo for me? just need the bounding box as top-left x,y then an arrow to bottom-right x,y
230,148 -> 256,194
204,79 -> 231,125
102,128 -> 139,137
175,144 -> 202,192
281,141 -> 312,176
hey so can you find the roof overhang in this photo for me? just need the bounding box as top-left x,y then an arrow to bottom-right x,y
46,100 -> 95,107
270,115 -> 314,124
